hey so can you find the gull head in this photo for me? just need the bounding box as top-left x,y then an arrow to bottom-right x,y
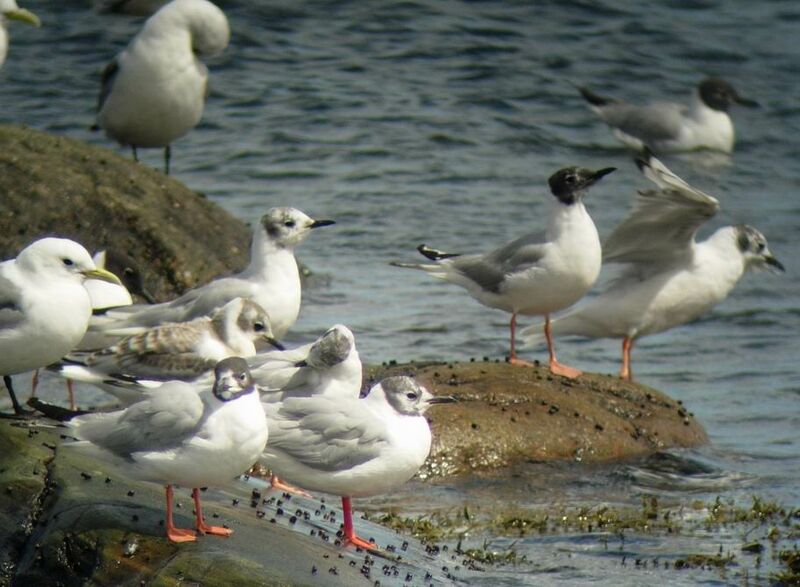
1,0 -> 41,27
15,238 -> 121,285
735,225 -> 785,273
548,166 -> 616,205
95,249 -> 156,303
304,324 -> 355,369
149,0 -> 229,58
381,376 -> 456,417
698,78 -> 758,112
212,298 -> 284,350
212,356 -> 255,402
260,207 -> 336,249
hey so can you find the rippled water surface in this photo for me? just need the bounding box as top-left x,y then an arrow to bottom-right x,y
2,0 -> 799,584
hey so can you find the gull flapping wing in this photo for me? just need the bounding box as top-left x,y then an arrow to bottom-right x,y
603,153 -> 720,266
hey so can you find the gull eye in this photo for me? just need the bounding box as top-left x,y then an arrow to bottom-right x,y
406,393 -> 418,400
284,220 -> 296,228
238,372 -> 247,381
62,258 -> 74,267
253,322 -> 265,332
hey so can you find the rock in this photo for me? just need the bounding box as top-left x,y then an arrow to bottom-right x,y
0,421 -> 468,586
0,124 -> 251,301
364,361 -> 708,477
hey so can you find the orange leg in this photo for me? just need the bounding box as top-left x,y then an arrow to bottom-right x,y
508,313 -> 534,366
165,485 -> 196,542
620,336 -> 633,381
341,496 -> 378,551
192,488 -> 232,537
270,474 -> 312,497
544,314 -> 582,379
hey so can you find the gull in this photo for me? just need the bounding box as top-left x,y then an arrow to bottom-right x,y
90,207 -> 335,341
578,77 -> 758,154
392,166 -> 615,378
94,0 -> 230,174
32,248 -> 156,404
55,297 -> 282,405
0,0 -> 39,68
523,153 -> 785,381
260,376 -> 455,550
0,238 -> 120,416
65,357 -> 268,543
251,323 -> 361,495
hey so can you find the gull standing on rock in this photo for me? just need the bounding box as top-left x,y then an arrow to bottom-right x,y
65,357 -> 268,543
55,297 -> 282,404
523,153 -> 784,381
90,207 -> 335,341
261,376 -> 455,551
392,166 -> 614,378
578,77 -> 758,153
0,238 -> 120,415
94,0 -> 230,174
0,0 -> 39,68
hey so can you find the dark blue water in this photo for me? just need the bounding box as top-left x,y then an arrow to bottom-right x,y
2,1 -> 799,583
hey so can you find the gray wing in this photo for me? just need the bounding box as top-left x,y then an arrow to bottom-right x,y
265,397 -> 387,472
598,101 -> 686,143
97,59 -> 119,113
449,231 -> 547,293
70,382 -> 205,458
0,270 -> 25,331
603,155 -> 720,266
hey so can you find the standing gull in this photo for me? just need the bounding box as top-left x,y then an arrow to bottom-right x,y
94,0 -> 230,174
392,166 -> 614,378
0,0 -> 39,68
56,297 -> 282,404
523,153 -> 784,381
0,238 -> 120,415
65,357 -> 268,543
261,376 -> 455,551
90,207 -> 335,341
578,77 -> 758,153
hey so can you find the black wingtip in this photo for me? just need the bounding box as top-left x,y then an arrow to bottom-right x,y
634,146 -> 655,172
417,244 -> 460,261
578,86 -> 611,107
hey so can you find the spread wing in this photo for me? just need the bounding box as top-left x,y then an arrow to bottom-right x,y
69,382 -> 205,458
603,154 -> 720,266
264,397 -> 387,472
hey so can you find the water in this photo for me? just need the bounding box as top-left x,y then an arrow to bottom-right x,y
2,0 -> 799,583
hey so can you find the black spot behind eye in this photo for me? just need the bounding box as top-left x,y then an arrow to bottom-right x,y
62,258 -> 74,267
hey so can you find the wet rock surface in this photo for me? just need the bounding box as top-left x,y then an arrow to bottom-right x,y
0,420 -> 471,586
365,361 -> 708,478
0,124 -> 252,301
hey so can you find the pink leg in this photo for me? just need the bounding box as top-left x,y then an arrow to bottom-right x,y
165,485 -> 196,542
341,496 -> 377,551
508,313 -> 534,366
67,380 -> 76,411
193,488 -> 232,537
270,474 -> 312,497
544,315 -> 582,379
620,337 -> 633,381
30,370 -> 39,398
